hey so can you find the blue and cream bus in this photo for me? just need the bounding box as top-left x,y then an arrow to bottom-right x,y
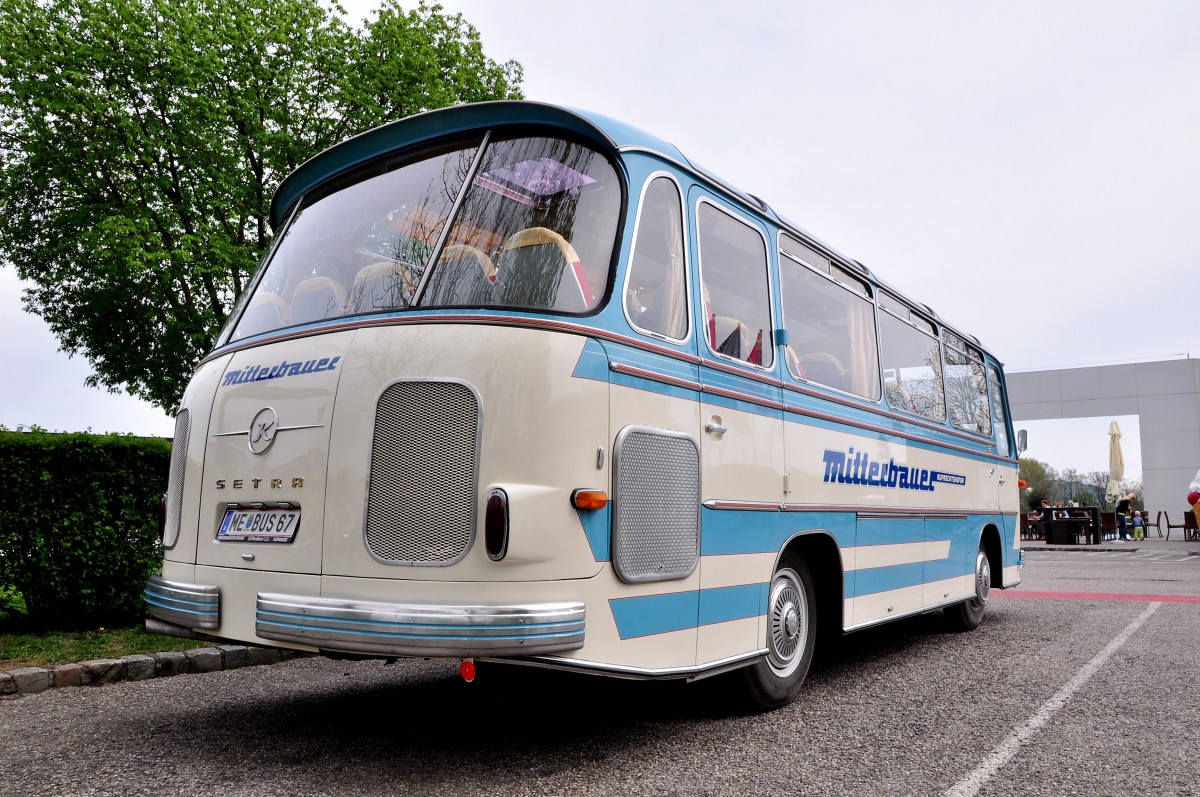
145,101 -> 1022,710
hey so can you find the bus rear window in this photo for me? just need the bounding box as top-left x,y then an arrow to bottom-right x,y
419,136 -> 619,313
230,135 -> 620,342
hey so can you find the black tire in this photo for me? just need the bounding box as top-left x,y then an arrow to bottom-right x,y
945,543 -> 991,632
739,556 -> 816,712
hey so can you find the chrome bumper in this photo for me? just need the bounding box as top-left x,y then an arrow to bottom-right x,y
255,593 -> 586,658
143,574 -> 220,630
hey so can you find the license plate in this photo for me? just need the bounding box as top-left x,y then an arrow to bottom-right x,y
217,508 -> 300,543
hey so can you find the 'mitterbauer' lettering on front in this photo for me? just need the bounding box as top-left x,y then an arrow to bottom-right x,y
822,447 -> 966,491
221,356 -> 341,387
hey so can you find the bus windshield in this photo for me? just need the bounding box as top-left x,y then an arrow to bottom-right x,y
230,134 -> 621,341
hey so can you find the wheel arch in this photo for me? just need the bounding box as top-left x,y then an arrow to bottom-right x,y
775,530 -> 845,638
980,521 -> 1003,587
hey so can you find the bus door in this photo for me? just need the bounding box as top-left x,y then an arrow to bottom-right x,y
923,514 -> 969,609
852,512 -> 925,625
604,172 -> 701,673
690,189 -> 785,665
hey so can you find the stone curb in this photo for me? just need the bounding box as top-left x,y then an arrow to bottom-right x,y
0,646 -> 310,698
1039,545 -> 1200,555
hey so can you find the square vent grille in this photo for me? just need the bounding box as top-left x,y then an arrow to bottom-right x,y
365,381 -> 480,565
612,427 -> 700,583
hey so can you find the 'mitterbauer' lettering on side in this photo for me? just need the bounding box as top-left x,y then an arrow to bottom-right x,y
821,447 -> 966,491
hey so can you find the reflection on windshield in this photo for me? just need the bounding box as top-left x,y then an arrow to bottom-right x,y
230,134 -> 620,342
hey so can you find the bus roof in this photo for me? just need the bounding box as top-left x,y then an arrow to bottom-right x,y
269,101 -> 689,228
268,101 -> 998,364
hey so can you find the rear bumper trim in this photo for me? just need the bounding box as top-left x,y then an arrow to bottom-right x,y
143,574 -> 220,630
255,592 -> 585,657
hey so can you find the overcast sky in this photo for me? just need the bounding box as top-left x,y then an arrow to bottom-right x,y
4,0 -> 1196,480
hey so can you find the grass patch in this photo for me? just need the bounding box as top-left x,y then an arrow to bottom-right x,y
0,586 -> 195,669
0,624 -> 198,670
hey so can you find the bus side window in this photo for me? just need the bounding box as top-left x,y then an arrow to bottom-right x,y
943,340 -> 991,436
696,202 -> 773,367
625,177 -> 687,340
987,365 -> 1011,457
879,309 -> 946,422
778,249 -> 881,400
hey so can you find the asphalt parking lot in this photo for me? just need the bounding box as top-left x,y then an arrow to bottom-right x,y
2,545 -> 1198,797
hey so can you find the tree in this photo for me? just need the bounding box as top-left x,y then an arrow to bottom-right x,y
1080,470 -> 1111,507
1019,457 -> 1059,512
0,0 -> 522,411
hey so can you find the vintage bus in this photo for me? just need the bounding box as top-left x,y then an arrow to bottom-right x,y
145,100 -> 1022,710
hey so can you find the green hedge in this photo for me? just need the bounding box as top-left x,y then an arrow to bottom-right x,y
0,428 -> 170,629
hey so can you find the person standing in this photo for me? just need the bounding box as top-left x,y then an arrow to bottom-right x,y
1187,468 -> 1200,535
1131,511 -> 1145,541
1115,493 -> 1134,542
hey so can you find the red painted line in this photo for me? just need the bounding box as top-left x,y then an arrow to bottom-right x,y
996,589 -> 1200,604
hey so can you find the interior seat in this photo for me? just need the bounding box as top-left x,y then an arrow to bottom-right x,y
418,244 -> 497,305
289,277 -> 346,325
345,261 -> 416,315
495,227 -> 591,312
794,351 -> 846,390
237,292 -> 289,336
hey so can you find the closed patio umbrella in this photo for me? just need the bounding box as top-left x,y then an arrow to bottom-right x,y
1106,420 -> 1125,504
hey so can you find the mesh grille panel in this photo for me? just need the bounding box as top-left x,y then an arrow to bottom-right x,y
163,409 -> 190,549
366,382 -> 479,564
613,428 -> 700,583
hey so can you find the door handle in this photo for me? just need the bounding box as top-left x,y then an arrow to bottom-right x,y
704,422 -> 727,434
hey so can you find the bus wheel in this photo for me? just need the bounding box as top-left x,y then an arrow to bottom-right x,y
945,543 -> 990,631
740,556 -> 816,711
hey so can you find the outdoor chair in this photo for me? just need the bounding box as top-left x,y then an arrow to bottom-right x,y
1186,511 -> 1199,542
1159,511 -> 1189,541
1020,513 -> 1035,540
1142,509 -> 1163,537
1100,511 -> 1117,541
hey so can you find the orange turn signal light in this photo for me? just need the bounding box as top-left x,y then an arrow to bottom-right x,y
571,489 -> 608,510
1018,480 -> 1028,489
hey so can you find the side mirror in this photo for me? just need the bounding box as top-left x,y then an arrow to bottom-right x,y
1017,429 -> 1028,453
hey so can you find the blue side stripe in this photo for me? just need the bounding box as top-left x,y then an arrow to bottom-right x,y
570,337 -> 611,382
610,584 -> 768,640
698,583 -> 767,626
609,591 -> 698,639
700,508 -> 857,556
568,331 -> 1006,464
852,562 -> 926,595
577,504 -> 612,561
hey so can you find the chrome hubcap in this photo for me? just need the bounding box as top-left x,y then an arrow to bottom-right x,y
783,605 -> 800,639
973,551 -> 991,606
767,569 -> 806,676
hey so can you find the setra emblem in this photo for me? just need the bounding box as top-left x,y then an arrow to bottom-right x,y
212,407 -> 322,455
248,407 -> 279,455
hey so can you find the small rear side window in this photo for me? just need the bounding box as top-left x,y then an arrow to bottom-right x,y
625,176 -> 687,340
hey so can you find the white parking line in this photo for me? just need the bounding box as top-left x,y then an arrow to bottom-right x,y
943,601 -> 1161,797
